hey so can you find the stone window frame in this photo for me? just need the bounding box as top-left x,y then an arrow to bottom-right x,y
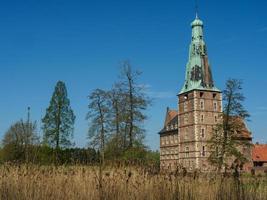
200,114 -> 204,123
202,146 -> 206,157
201,128 -> 205,138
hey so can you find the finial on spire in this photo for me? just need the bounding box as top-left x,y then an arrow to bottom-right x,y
195,0 -> 199,19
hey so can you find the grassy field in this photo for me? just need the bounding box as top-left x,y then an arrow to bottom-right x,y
0,164 -> 266,200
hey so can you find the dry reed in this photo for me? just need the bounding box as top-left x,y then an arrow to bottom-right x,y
0,164 -> 266,200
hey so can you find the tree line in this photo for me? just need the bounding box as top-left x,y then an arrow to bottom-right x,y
0,61 -> 159,166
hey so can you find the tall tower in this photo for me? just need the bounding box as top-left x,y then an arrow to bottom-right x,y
178,15 -> 222,171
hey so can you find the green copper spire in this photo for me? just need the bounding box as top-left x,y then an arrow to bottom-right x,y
180,15 -> 220,94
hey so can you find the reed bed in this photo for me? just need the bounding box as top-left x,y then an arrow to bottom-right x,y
0,164 -> 266,200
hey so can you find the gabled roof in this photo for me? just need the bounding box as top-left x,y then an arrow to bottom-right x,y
159,108 -> 178,134
253,144 -> 267,162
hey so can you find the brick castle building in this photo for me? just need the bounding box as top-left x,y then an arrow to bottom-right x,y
159,14 -> 253,172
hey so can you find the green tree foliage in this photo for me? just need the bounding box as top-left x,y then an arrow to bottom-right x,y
42,81 -> 76,150
209,79 -> 251,172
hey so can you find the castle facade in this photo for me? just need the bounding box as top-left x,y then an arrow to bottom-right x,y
159,14 -> 252,172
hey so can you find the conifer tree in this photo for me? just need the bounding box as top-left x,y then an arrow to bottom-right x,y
42,81 -> 75,153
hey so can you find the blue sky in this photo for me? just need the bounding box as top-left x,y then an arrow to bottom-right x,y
0,0 -> 266,150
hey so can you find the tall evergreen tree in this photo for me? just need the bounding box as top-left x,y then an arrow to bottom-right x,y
42,81 -> 75,152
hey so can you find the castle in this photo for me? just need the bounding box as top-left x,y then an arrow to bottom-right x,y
159,14 -> 253,172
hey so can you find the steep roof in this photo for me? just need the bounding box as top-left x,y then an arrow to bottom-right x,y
159,108 -> 178,134
252,144 -> 267,162
180,15 -> 220,94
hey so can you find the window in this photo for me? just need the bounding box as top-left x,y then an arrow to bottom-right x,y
161,137 -> 165,145
201,128 -> 205,138
166,137 -> 169,145
201,115 -> 204,123
213,93 -> 217,99
214,102 -> 218,111
200,92 -> 204,97
200,100 -> 205,110
185,127 -> 189,140
202,146 -> 206,157
185,147 -> 190,158
170,135 -> 173,144
184,102 -> 188,112
215,115 -> 218,123
184,114 -> 188,124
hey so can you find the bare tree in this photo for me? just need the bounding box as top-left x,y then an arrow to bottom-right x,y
108,84 -> 126,150
87,89 -> 111,164
209,79 -> 251,172
119,61 -> 151,148
2,108 -> 39,163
